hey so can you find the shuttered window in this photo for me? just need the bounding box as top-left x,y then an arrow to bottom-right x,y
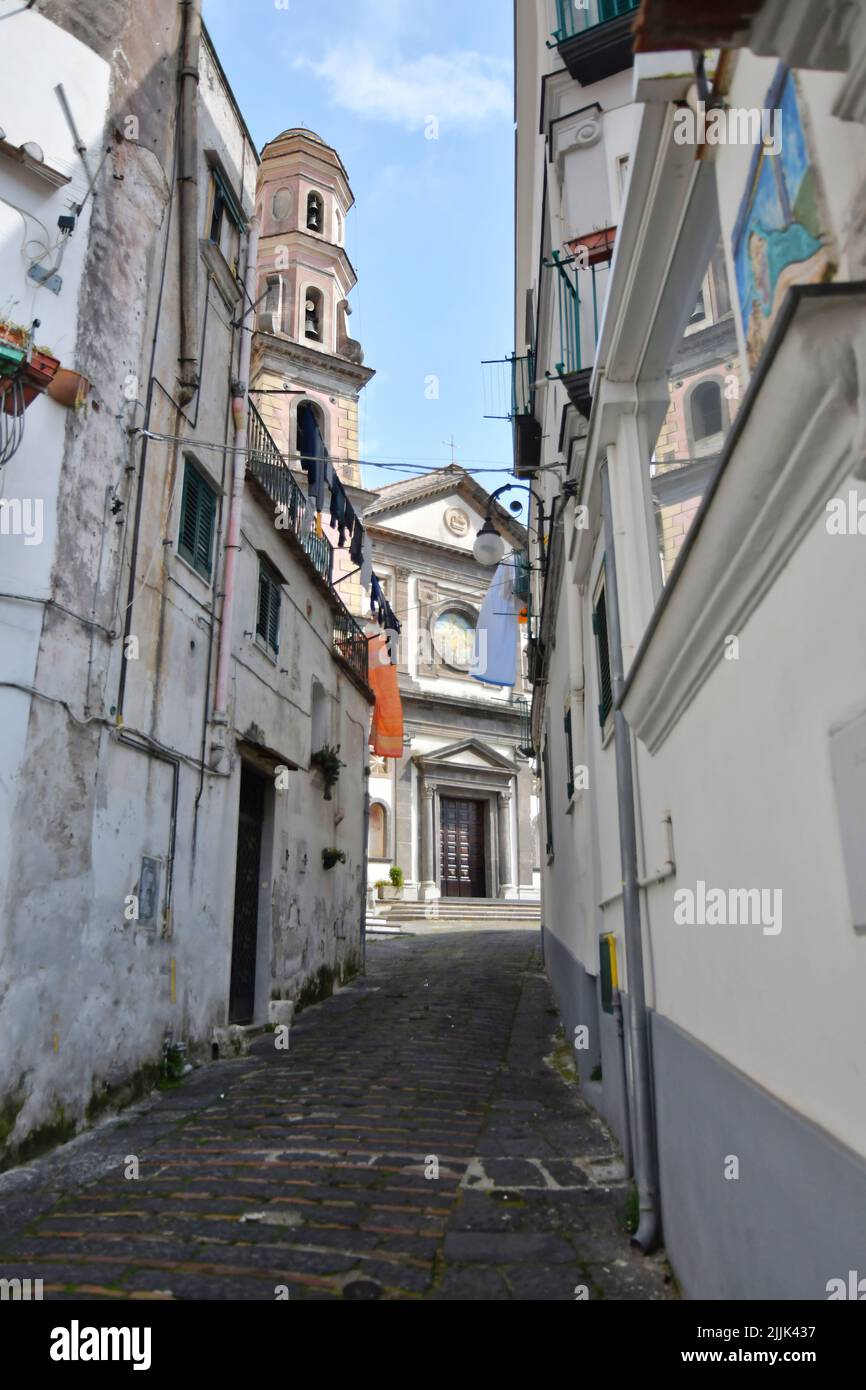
542,734 -> 554,857
564,706 -> 575,800
592,583 -> 613,729
256,560 -> 281,655
178,462 -> 217,580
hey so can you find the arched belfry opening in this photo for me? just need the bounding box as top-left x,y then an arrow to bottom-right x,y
307,190 -> 324,233
304,287 -> 323,341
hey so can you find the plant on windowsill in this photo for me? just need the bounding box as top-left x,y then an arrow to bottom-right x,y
310,743 -> 345,801
378,865 -> 405,901
322,847 -> 346,871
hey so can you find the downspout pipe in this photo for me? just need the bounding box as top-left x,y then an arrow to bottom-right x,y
212,214 -> 260,748
178,0 -> 202,406
600,461 -> 660,1254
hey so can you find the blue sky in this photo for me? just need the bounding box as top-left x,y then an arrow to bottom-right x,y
203,0 -> 516,498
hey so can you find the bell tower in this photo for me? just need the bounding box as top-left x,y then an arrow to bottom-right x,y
252,128 -> 374,486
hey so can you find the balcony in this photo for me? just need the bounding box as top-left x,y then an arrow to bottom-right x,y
247,401 -> 333,584
549,0 -> 639,84
543,249 -> 612,418
482,350 -> 542,475
333,593 -> 369,687
514,696 -> 535,759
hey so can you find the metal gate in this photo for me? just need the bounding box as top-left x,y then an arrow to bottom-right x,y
229,766 -> 265,1024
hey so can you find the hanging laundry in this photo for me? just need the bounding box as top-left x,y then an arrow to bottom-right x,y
350,514 -> 365,567
344,496 -> 356,546
368,632 -> 404,758
330,474 -> 348,544
471,558 -> 521,687
370,573 -> 384,616
360,531 -> 373,591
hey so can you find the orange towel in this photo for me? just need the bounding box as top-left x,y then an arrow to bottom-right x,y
368,634 -> 404,757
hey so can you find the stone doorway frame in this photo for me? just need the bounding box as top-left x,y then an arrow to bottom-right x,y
414,740 -> 518,901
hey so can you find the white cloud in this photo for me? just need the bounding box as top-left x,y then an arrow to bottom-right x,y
294,45 -> 512,130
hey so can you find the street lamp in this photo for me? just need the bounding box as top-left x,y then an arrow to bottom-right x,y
472,483 -> 549,569
472,516 -> 507,567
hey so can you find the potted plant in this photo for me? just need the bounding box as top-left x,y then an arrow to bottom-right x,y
310,743 -> 345,801
322,847 -> 346,871
48,367 -> 92,411
378,866 -> 405,901
0,320 -> 60,415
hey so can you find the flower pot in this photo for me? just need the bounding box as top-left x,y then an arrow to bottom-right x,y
25,350 -> 60,392
2,352 -> 61,416
47,368 -> 91,409
378,885 -> 403,901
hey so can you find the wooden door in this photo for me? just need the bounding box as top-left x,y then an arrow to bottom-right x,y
229,766 -> 265,1024
439,798 -> 486,898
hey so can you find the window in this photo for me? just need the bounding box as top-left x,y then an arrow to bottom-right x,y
688,288 -> 707,324
691,379 -> 723,441
178,461 -> 217,580
369,803 -> 388,860
207,167 -> 245,267
256,559 -> 282,655
592,580 -> 613,729
432,608 -> 477,669
542,733 -> 554,857
306,190 -> 324,233
564,706 -> 575,800
304,287 -> 323,341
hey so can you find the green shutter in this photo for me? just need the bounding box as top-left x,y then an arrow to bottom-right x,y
256,562 -> 281,655
593,586 -> 613,728
179,463 -> 216,579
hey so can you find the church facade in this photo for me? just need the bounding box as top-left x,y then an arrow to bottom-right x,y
363,468 -> 541,909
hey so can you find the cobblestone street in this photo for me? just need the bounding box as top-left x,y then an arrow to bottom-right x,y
0,930 -> 674,1301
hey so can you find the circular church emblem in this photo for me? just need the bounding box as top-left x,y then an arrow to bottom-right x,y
444,506 -> 470,537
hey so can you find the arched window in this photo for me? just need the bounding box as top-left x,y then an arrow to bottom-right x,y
306,190 -> 324,233
369,803 -> 388,860
261,273 -> 282,333
691,379 -> 723,441
296,400 -> 327,465
311,678 -> 328,753
334,207 -> 343,245
304,287 -> 323,341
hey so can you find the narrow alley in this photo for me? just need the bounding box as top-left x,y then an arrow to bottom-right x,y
0,930 -> 671,1302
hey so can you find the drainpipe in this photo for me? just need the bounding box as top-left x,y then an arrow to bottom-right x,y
211,214 -> 260,759
178,0 -> 202,405
600,461 -> 660,1254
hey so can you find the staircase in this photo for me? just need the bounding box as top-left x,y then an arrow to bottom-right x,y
372,898 -> 541,930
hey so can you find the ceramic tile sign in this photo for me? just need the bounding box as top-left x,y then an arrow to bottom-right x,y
732,66 -> 836,371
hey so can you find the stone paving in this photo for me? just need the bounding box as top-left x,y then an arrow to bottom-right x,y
0,929 -> 675,1300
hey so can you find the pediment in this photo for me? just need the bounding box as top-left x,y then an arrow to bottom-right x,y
418,738 -> 515,772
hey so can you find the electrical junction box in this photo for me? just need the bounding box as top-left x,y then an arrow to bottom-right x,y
599,932 -> 618,1015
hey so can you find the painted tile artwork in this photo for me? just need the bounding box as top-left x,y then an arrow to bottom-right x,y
733,66 -> 836,369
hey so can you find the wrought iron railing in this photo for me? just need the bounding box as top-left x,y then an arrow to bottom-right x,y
512,350 -> 535,417
333,594 -> 369,686
546,250 -> 582,376
551,0 -> 639,44
247,401 -> 333,584
514,696 -> 535,759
